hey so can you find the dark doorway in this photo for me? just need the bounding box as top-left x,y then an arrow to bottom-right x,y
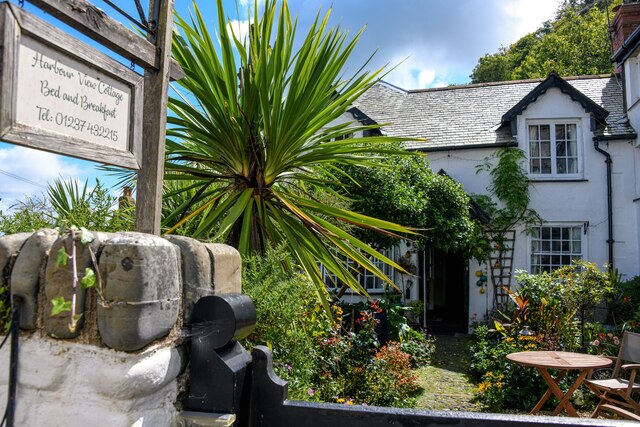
419,247 -> 468,334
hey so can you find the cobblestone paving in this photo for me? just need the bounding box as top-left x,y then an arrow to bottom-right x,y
414,335 -> 482,412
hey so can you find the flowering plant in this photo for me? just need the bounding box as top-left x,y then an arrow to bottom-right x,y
589,332 -> 620,357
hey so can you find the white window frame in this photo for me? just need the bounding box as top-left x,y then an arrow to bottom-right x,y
526,120 -> 582,179
626,54 -> 640,108
320,247 -> 395,294
529,223 -> 585,274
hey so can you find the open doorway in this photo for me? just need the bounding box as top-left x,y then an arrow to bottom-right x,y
419,247 -> 469,334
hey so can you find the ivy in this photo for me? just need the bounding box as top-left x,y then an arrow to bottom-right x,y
50,296 -> 72,316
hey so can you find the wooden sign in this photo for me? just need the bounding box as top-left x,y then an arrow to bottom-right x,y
0,3 -> 143,169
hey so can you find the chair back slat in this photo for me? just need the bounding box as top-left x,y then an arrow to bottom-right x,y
619,331 -> 640,364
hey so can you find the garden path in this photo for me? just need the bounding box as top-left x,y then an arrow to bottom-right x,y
414,335 -> 481,412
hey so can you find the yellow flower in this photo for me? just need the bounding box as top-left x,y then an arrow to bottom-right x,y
337,398 -> 345,403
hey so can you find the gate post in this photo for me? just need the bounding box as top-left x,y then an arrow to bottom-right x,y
179,294 -> 256,427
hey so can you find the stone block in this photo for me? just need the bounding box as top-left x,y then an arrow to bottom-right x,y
0,232 -> 30,284
44,232 -> 103,339
165,235 -> 214,323
97,232 -> 180,351
10,229 -> 59,329
203,244 -> 241,294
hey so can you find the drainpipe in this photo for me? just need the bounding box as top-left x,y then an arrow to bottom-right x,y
593,137 -> 614,269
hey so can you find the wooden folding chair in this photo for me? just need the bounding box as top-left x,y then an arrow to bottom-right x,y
585,331 -> 640,421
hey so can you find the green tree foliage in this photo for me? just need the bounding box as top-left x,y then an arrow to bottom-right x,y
470,0 -> 621,83
165,0 -> 414,310
339,153 -> 476,253
0,178 -> 134,235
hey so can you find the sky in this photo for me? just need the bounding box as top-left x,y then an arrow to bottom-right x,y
0,0 -> 561,212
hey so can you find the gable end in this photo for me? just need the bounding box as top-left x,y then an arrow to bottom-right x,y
501,73 -> 609,125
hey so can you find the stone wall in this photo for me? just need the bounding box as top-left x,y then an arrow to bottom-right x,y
0,230 -> 242,426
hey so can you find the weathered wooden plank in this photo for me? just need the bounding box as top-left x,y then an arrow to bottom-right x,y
25,0 -> 184,80
0,2 -> 18,137
135,0 -> 174,235
1,123 -> 140,169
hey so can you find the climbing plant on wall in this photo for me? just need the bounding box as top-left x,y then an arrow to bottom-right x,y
474,147 -> 542,308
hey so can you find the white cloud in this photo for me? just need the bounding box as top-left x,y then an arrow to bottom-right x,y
502,0 -> 559,39
417,69 -> 436,88
0,145 -> 82,212
228,19 -> 252,42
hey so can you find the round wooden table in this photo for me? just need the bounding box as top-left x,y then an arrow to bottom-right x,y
507,351 -> 612,417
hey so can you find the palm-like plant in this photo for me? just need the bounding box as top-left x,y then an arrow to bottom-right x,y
166,1 -> 414,310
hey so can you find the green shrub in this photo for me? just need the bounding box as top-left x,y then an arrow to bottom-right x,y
609,276 -> 640,331
360,341 -> 419,407
243,253 -> 423,406
242,247 -> 327,399
470,324 -> 548,411
0,197 -> 52,235
401,328 -> 436,368
312,302 -> 420,407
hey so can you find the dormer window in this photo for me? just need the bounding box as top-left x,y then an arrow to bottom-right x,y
527,121 -> 580,177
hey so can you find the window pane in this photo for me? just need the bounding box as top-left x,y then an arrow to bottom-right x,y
540,125 -> 550,140
567,124 -> 577,140
531,161 -> 540,174
572,227 -> 581,240
572,241 -> 581,253
541,141 -> 551,157
566,140 -> 577,156
529,125 -> 539,141
557,159 -> 566,174
552,227 -> 560,239
531,141 -> 539,157
542,228 -> 550,239
567,158 -> 577,173
556,124 -> 566,140
541,159 -> 551,173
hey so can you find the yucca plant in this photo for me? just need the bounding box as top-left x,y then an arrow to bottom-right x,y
166,0 -> 415,311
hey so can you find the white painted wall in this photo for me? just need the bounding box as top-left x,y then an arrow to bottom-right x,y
0,335 -> 182,427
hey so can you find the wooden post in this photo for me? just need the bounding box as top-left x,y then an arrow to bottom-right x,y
135,0 -> 174,235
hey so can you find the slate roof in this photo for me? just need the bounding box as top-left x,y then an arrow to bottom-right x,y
353,75 -> 635,151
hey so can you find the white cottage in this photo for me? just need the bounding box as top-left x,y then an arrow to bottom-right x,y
340,2 -> 640,333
